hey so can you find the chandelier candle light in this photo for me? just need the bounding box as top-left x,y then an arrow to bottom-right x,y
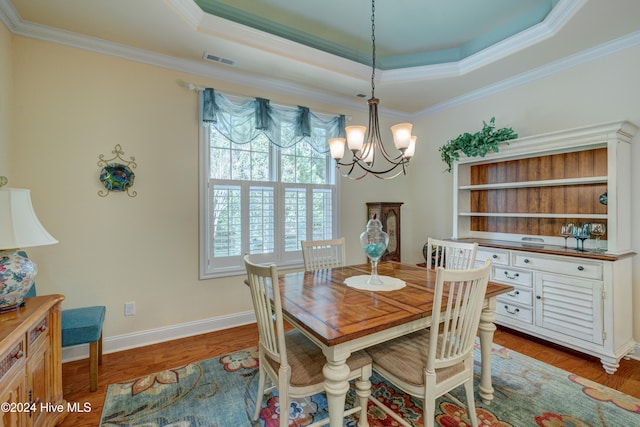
328,0 -> 416,179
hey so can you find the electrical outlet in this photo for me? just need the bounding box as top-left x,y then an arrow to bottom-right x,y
124,302 -> 135,316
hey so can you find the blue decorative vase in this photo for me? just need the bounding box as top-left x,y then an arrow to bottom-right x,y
0,250 -> 37,312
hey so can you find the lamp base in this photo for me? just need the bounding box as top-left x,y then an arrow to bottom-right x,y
0,250 -> 37,312
0,300 -> 27,313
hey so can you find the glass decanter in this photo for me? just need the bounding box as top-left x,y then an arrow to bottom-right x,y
360,214 -> 389,285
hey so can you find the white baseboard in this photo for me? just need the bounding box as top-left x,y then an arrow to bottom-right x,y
627,343 -> 640,361
62,310 -> 256,363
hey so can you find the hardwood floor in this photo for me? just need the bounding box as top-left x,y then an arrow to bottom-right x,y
59,324 -> 640,427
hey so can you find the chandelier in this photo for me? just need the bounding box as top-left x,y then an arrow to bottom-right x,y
328,0 -> 416,180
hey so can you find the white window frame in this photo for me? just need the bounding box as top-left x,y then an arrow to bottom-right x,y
199,122 -> 341,279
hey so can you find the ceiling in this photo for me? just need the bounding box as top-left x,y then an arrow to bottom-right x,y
2,0 -> 640,116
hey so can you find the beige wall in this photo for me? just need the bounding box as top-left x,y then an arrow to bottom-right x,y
0,21 -> 11,176
406,44 -> 640,342
8,36 -> 411,344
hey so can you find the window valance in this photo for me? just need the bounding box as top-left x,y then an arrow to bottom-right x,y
201,88 -> 345,154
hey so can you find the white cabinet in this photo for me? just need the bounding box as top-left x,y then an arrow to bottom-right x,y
477,246 -> 633,373
452,121 -> 637,374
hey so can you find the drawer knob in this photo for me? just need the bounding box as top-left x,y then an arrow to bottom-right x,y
492,254 -> 498,259
507,291 -> 520,297
536,295 -> 542,300
504,306 -> 520,315
523,258 -> 530,263
504,271 -> 520,279
577,266 -> 584,271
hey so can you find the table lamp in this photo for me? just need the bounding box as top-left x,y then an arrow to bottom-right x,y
0,177 -> 58,312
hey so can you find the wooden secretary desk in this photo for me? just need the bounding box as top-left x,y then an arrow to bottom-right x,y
366,202 -> 403,261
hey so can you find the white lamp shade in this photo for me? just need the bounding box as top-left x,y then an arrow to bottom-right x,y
0,188 -> 58,249
390,123 -> 413,150
328,138 -> 346,160
405,136 -> 417,158
345,126 -> 366,152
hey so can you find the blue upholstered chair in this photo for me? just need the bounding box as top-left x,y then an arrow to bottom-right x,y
25,278 -> 105,392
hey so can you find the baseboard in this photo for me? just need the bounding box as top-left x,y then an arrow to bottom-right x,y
62,310 -> 256,363
627,343 -> 640,362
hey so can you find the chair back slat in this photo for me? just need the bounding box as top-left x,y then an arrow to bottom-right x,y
244,255 -> 287,367
427,238 -> 478,270
428,260 -> 491,370
301,237 -> 346,271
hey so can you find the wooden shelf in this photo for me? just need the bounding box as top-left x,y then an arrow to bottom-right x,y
460,213 -> 607,219
459,176 -> 607,190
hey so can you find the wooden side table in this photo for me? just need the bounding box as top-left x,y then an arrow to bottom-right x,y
0,295 -> 67,426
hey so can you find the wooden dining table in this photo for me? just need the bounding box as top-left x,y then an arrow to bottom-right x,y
277,261 -> 513,427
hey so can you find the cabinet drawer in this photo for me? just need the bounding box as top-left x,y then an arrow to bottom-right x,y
496,303 -> 533,324
28,314 -> 49,353
512,253 -> 602,280
0,340 -> 26,382
476,248 -> 509,266
493,267 -> 532,287
497,287 -> 533,306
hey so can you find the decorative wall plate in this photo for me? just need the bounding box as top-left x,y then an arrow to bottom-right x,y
97,144 -> 137,197
100,163 -> 135,192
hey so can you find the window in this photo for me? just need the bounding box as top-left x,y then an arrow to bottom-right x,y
199,90 -> 342,278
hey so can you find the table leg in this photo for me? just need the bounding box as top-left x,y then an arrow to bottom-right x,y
322,356 -> 351,427
478,298 -> 497,405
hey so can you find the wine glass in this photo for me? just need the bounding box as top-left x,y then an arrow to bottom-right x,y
559,224 -> 573,248
590,223 -> 606,253
573,224 -> 591,251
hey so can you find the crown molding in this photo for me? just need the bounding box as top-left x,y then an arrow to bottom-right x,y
414,30 -> 640,118
1,0 -> 639,121
381,0 -> 587,82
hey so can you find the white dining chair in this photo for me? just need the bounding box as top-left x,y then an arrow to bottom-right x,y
366,260 -> 492,427
426,238 -> 478,270
244,255 -> 372,427
301,237 -> 346,271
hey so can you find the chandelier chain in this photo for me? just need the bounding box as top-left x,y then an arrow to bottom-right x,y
370,0 -> 376,98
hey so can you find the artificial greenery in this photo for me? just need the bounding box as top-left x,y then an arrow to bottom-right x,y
439,117 -> 518,172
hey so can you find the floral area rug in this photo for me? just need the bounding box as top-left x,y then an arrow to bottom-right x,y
100,342 -> 640,426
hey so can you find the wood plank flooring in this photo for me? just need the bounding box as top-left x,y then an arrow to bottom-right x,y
59,324 -> 640,427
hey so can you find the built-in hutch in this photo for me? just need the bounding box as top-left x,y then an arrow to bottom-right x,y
452,121 -> 637,373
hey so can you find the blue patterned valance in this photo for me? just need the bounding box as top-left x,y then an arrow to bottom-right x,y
201,88 -> 344,154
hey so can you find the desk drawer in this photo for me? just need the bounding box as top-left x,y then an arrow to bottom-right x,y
512,253 -> 602,280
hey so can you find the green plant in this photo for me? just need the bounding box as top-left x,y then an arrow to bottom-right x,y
439,117 -> 518,172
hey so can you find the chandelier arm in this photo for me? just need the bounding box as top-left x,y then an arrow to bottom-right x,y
334,161 -> 407,180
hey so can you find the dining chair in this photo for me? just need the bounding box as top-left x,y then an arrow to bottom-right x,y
301,237 -> 346,271
243,255 -> 372,427
366,260 -> 492,427
426,237 -> 478,270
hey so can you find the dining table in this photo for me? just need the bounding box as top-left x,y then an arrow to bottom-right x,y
276,261 -> 514,427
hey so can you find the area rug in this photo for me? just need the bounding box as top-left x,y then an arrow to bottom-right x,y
99,342 -> 640,426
